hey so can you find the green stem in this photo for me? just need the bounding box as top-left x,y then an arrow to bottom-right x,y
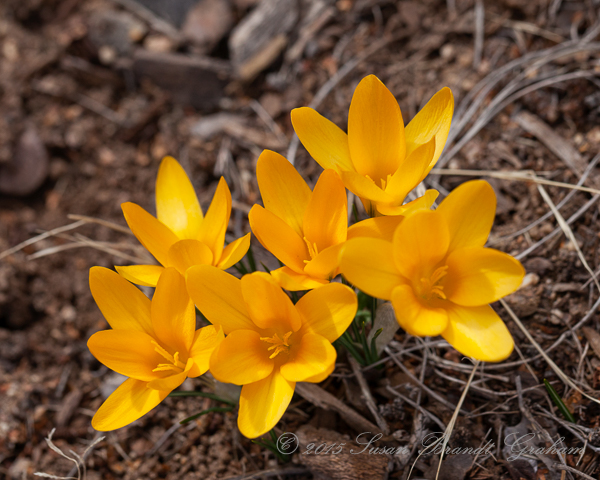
246,244 -> 257,272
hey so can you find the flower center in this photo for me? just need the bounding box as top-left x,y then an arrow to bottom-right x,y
419,265 -> 448,301
303,237 -> 319,261
151,340 -> 186,373
260,331 -> 293,359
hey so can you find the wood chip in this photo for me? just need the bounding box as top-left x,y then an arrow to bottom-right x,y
295,383 -> 381,434
582,327 -> 600,360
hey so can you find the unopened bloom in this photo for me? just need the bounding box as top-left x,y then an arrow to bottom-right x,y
186,266 -> 357,438
117,156 -> 250,286
88,267 -> 223,430
340,180 -> 525,362
292,75 -> 453,216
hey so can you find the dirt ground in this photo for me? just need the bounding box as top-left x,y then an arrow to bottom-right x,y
2,0 -> 600,478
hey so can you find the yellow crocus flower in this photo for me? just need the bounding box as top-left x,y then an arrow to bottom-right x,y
249,149 -> 406,290
248,149 -> 349,290
88,267 -> 223,431
291,74 -> 453,216
186,266 -> 357,438
340,180 -> 525,362
116,156 -> 250,286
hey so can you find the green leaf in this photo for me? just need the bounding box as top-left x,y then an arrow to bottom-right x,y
543,379 -> 576,423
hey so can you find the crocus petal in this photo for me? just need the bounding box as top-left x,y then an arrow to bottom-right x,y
216,233 -> 251,269
301,362 -> 336,383
303,242 -> 344,280
238,369 -> 295,439
89,266 -> 153,334
391,285 -> 448,337
295,283 -> 357,343
385,137 -> 435,200
348,75 -> 405,182
340,169 -> 394,205
436,180 -> 496,253
197,178 -> 231,264
340,238 -> 405,300
151,267 -> 195,353
347,216 -> 404,243
155,156 -> 203,239
442,304 -> 514,362
166,239 -> 213,275
377,189 -> 438,216
280,333 -> 336,382
404,86 -> 454,171
122,202 -> 178,266
88,330 -> 161,382
209,330 -> 274,385
188,325 -> 224,378
393,210 -> 449,280
291,107 -> 354,173
271,266 -> 329,291
241,272 -> 302,332
249,205 -> 309,272
303,169 -> 347,252
147,358 -> 192,391
186,265 -> 255,334
444,247 -> 525,307
92,378 -> 169,431
256,150 -> 311,237
115,264 -> 164,287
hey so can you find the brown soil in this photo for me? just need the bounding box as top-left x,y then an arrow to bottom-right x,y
1,0 -> 600,479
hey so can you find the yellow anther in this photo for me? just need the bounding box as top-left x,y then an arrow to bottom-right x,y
419,265 -> 449,301
260,331 -> 293,359
151,340 -> 185,373
303,237 -> 319,260
380,174 -> 392,191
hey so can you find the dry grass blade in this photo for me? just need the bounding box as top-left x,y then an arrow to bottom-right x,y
434,359 -> 479,480
0,220 -> 86,261
552,464 -> 596,480
28,233 -> 151,263
430,168 -> 600,195
67,214 -> 132,235
516,194 -> 599,261
348,356 -> 390,434
536,183 -> 600,293
384,345 -> 467,415
500,298 -> 600,406
492,153 -> 600,244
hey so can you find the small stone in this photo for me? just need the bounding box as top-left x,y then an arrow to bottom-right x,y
182,0 -> 233,50
98,45 -> 117,65
88,9 -> 148,56
519,272 -> 539,289
586,126 -> 600,145
143,34 -> 175,53
440,43 -> 455,60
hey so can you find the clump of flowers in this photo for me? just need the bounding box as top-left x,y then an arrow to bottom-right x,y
83,74 -> 525,441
